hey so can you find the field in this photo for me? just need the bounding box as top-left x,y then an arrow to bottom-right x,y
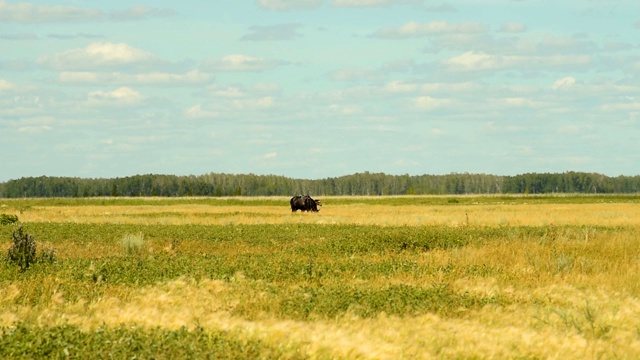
1,195 -> 640,359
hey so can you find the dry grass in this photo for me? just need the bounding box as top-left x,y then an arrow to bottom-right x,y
3,196 -> 640,358
3,276 -> 640,359
11,199 -> 640,227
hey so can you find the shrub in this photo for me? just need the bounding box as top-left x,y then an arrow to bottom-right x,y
5,226 -> 56,271
121,233 -> 145,256
39,243 -> 57,265
7,226 -> 37,271
0,214 -> 18,225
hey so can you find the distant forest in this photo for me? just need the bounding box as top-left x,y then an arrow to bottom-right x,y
1,171 -> 639,198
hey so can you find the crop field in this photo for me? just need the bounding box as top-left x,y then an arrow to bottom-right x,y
1,195 -> 640,359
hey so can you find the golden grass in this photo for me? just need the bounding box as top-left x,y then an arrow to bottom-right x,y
11,201 -> 640,227
3,276 -> 640,359
3,197 -> 640,358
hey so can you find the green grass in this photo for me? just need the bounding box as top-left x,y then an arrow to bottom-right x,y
0,324 -> 301,360
2,199 -> 640,358
1,193 -> 639,210
0,221 -> 613,250
0,222 -> 625,315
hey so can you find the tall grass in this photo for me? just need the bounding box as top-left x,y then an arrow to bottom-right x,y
5,200 -> 640,227
120,233 -> 145,256
2,197 -> 640,358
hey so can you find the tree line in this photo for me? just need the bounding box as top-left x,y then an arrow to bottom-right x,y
0,171 -> 638,198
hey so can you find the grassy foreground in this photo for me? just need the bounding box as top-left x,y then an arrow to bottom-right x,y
1,195 -> 640,359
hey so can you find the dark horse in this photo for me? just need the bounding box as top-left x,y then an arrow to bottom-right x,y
290,195 -> 321,212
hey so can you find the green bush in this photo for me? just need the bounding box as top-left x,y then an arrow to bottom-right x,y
5,226 -> 56,272
0,214 -> 18,225
7,226 -> 36,271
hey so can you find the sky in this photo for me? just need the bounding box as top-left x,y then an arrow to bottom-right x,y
1,0 -> 639,182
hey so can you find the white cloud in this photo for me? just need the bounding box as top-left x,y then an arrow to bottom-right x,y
330,68 -> 384,82
419,82 -> 480,94
109,6 -> 175,21
384,81 -> 418,93
207,84 -> 280,98
412,96 -> 450,110
87,87 -> 143,106
0,2 -> 173,23
257,96 -> 276,107
482,121 -> 525,133
445,51 -> 496,70
263,151 -> 278,159
257,0 -> 422,10
0,79 -> 16,91
211,86 -> 246,98
15,116 -> 54,133
253,83 -> 281,93
59,71 -> 210,85
501,97 -> 533,107
444,51 -> 592,72
332,0 -> 424,8
191,97 -> 277,115
186,94 -> 277,120
333,0 -> 387,7
185,105 -> 219,119
328,104 -> 362,115
39,42 -> 157,70
0,33 -> 38,40
18,125 -> 52,133
256,0 -> 322,10
241,23 -> 302,41
124,135 -> 164,145
557,124 -> 589,134
500,22 -> 527,33
0,0 -> 102,23
425,4 -> 457,13
514,145 -> 533,155
600,101 -> 640,112
231,96 -> 276,109
47,33 -> 103,40
373,21 -> 487,39
202,54 -> 283,72
552,76 -> 576,90
536,35 -> 597,55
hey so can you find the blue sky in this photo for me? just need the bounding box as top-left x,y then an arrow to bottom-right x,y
1,0 -> 639,182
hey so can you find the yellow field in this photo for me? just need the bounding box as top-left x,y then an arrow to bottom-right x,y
2,196 -> 640,358
14,196 -> 640,227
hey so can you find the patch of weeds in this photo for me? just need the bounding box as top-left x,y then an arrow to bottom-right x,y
5,226 -> 56,272
552,301 -> 612,339
465,264 -> 500,276
555,253 -> 574,273
0,324 -> 301,359
0,214 -> 18,225
38,243 -> 56,265
170,238 -> 181,254
272,282 -> 507,320
121,233 -> 145,256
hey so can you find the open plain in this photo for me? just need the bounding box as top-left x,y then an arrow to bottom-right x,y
1,195 -> 640,359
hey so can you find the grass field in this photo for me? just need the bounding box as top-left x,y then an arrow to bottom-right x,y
1,195 -> 640,359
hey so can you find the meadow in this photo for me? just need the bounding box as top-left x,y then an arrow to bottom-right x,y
1,195 -> 640,359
